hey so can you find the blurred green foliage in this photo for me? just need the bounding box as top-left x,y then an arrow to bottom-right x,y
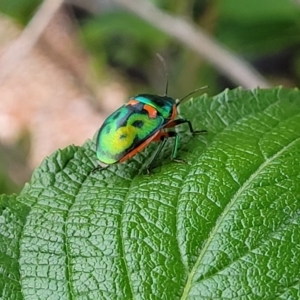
80,11 -> 169,84
0,0 -> 41,24
216,0 -> 300,55
0,141 -> 30,195
78,0 -> 300,90
0,169 -> 18,194
1,0 -> 300,90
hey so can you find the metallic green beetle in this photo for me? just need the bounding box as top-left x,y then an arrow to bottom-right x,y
95,87 -> 206,171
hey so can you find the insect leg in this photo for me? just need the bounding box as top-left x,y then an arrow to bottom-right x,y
91,164 -> 109,174
147,131 -> 177,173
146,137 -> 167,173
160,131 -> 185,162
166,118 -> 207,135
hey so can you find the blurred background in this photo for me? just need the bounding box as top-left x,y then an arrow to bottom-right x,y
0,0 -> 300,194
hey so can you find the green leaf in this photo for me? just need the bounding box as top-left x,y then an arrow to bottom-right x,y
0,194 -> 30,299
3,88 -> 300,299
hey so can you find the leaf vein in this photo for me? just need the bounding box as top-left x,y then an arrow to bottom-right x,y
180,135 -> 300,299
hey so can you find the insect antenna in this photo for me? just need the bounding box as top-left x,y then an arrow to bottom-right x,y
176,86 -> 208,107
156,53 -> 169,96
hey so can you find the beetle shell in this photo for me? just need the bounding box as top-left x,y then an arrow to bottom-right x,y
96,94 -> 177,164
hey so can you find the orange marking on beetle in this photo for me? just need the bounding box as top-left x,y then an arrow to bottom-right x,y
144,104 -> 157,118
127,99 -> 139,106
162,106 -> 178,129
170,104 -> 177,120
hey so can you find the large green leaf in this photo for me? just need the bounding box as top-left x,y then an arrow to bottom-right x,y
2,88 -> 300,299
0,194 -> 30,299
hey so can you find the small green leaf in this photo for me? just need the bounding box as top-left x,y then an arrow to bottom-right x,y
4,88 -> 300,299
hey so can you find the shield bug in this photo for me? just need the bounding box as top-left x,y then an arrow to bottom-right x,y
95,56 -> 206,172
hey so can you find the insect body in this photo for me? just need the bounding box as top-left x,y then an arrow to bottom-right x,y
96,92 -> 206,171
